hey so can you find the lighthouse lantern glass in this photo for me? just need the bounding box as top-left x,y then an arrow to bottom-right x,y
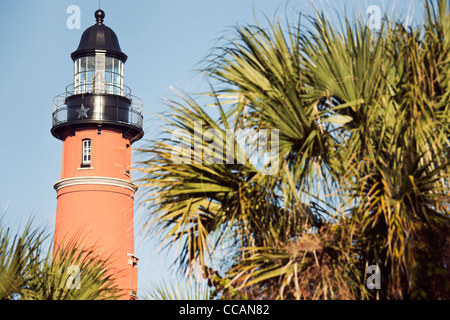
74,53 -> 124,96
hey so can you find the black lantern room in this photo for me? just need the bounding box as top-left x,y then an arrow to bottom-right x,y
52,9 -> 144,143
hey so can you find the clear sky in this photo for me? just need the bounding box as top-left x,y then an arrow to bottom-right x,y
0,0 -> 425,296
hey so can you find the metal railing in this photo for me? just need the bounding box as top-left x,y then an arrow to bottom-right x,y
52,83 -> 143,129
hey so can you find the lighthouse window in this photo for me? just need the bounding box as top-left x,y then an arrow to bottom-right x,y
105,57 -> 113,93
74,57 -> 88,94
105,57 -> 124,95
82,139 -> 91,166
87,56 -> 95,70
114,60 -> 118,73
74,56 -> 124,96
86,56 -> 95,93
93,53 -> 106,92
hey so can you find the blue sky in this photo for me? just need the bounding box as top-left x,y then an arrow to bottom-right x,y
0,0 -> 425,296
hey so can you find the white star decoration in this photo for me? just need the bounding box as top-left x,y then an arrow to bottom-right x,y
76,104 -> 90,119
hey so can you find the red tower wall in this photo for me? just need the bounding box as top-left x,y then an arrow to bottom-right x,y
53,127 -> 138,299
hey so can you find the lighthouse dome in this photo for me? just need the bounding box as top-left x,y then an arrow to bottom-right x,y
71,9 -> 127,62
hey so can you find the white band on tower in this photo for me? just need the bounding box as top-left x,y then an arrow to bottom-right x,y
54,176 -> 138,192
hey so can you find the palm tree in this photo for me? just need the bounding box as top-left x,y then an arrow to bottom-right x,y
142,275 -> 212,300
137,0 -> 449,299
0,219 -> 122,300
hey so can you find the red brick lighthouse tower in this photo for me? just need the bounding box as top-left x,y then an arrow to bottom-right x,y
51,9 -> 143,299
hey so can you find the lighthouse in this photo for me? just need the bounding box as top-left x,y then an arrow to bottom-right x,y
51,9 -> 143,299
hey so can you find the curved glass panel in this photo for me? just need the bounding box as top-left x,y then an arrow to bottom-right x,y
74,54 -> 124,95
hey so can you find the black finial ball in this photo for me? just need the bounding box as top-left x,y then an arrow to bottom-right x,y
95,9 -> 105,24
